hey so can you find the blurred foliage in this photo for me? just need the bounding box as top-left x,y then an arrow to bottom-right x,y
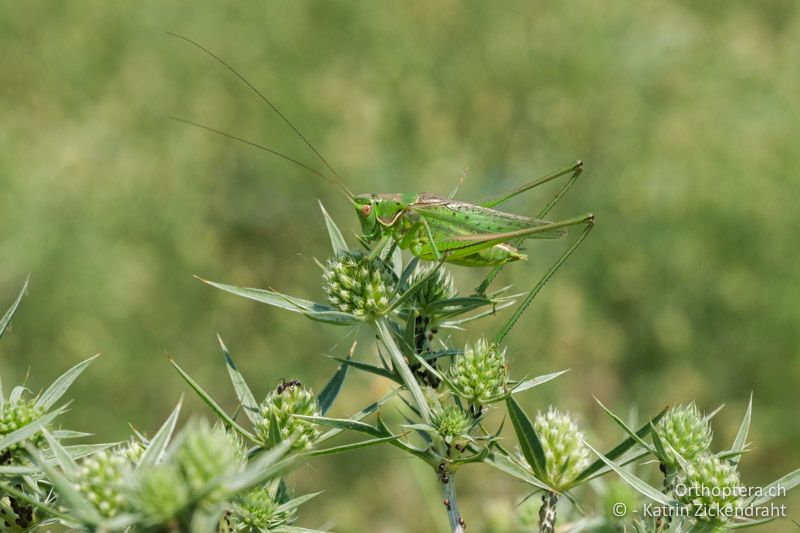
1,1 -> 798,531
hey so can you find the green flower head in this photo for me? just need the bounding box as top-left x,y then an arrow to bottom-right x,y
448,338 -> 508,405
174,419 -> 245,499
0,398 -> 46,457
677,454 -> 743,523
431,404 -> 472,447
130,463 -> 189,522
409,264 -> 456,309
533,407 -> 590,488
233,484 -> 296,531
323,250 -> 396,318
76,450 -> 131,517
657,403 -> 712,466
256,383 -> 320,450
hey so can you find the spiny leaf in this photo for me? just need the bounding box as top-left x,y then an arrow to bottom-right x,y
318,355 -> 351,416
306,434 -> 400,457
752,467 -> 800,506
220,439 -> 294,494
319,201 -> 348,255
219,334 -> 259,426
575,405 -> 667,483
316,389 -> 399,444
730,393 -> 752,467
584,441 -> 672,506
41,428 -> 79,478
295,415 -> 384,439
169,357 -> 257,442
137,400 -> 181,468
36,354 -> 100,410
303,310 -> 362,325
595,398 -> 654,451
375,319 -> 432,424
0,276 -> 28,340
511,369 -> 570,394
328,355 -> 400,384
482,451 -> 551,491
269,409 -> 283,446
505,396 -> 547,481
198,278 -> 331,313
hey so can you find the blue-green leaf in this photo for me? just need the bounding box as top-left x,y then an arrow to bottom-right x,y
505,396 -> 547,481
138,401 -> 181,468
574,405 -> 666,482
170,357 -> 257,442
219,335 -> 259,426
584,441 -> 672,506
36,354 -> 99,410
730,393 -> 752,467
199,278 -> 331,313
319,201 -> 348,255
306,434 -> 400,457
752,467 -> 800,506
294,415 -> 384,438
317,355 -> 350,416
510,369 -> 570,394
0,277 -> 28,340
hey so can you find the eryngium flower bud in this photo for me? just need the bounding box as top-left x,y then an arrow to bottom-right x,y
323,250 -> 396,318
256,385 -> 320,450
174,419 -> 245,500
677,454 -> 742,523
408,264 -> 455,309
448,338 -> 507,404
118,437 -> 145,465
130,463 -> 189,522
233,485 -> 296,530
0,398 -> 46,453
656,403 -> 712,466
533,407 -> 590,488
431,404 -> 472,445
76,450 -> 130,517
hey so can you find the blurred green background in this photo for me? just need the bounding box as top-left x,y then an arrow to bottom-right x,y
1,1 -> 799,531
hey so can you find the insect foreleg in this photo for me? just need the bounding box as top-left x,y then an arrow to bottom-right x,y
493,215 -> 595,344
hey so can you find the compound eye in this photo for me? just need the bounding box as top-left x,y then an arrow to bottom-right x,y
360,204 -> 373,217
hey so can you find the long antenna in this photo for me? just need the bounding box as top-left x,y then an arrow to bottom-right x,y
170,117 -> 352,201
167,32 -> 354,198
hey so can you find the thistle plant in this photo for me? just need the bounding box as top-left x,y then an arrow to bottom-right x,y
196,202 -> 605,532
588,395 -> 800,533
2,179 -> 799,532
0,281 -> 323,532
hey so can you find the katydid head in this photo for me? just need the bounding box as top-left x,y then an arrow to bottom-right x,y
354,194 -> 380,240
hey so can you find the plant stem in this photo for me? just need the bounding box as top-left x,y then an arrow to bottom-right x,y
375,318 -> 432,423
538,491 -> 559,533
440,471 -> 465,533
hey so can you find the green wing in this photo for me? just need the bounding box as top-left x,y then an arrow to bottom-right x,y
409,195 -> 566,240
